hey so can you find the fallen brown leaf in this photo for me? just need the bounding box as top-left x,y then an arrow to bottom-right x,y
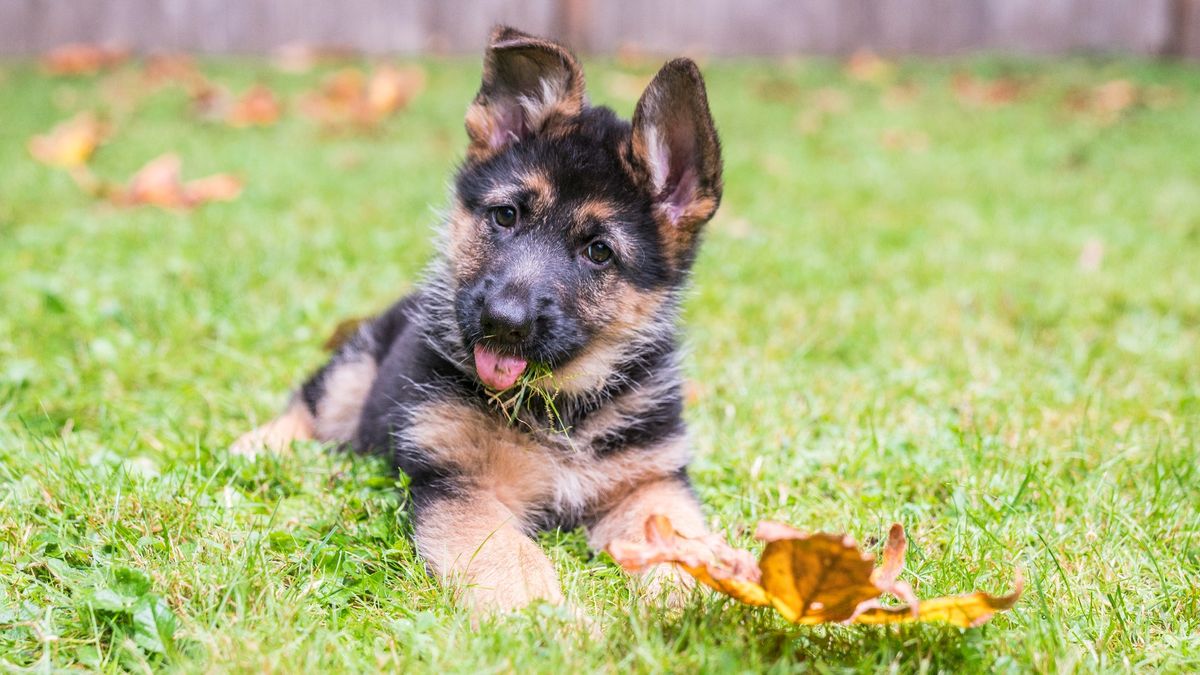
227,84 -> 284,127
42,43 -> 129,76
300,65 -> 425,130
845,49 -> 894,84
1064,79 -> 1141,124
28,113 -> 110,168
609,514 -> 769,606
952,73 -> 1026,108
111,154 -> 242,209
366,65 -> 425,118
1092,79 -> 1138,115
755,521 -> 881,623
142,53 -> 207,88
191,83 -> 283,127
609,515 -> 1022,628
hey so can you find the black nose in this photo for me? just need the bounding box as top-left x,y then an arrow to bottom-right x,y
481,294 -> 533,344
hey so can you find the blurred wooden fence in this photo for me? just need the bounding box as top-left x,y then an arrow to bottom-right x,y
2,0 -> 1199,58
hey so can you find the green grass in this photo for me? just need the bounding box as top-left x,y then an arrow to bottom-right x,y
1,54 -> 1198,672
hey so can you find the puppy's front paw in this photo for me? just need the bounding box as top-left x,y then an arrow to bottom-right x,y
230,406 -> 314,458
463,555 -> 565,618
636,562 -> 697,609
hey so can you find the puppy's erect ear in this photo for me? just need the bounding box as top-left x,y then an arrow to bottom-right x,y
630,58 -> 723,263
465,26 -> 586,160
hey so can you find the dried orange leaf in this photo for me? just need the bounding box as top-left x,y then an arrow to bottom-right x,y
611,516 -> 1021,629
300,65 -> 424,130
851,573 -> 1024,627
112,153 -> 242,209
183,173 -> 244,204
844,49 -> 894,83
607,514 -> 770,606
1063,80 -> 1141,124
227,84 -> 284,127
952,73 -> 1026,108
365,65 -> 425,119
28,113 -> 109,168
142,53 -> 206,87
755,522 -> 880,623
42,43 -> 129,75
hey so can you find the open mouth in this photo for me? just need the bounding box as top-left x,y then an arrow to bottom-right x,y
472,343 -> 528,391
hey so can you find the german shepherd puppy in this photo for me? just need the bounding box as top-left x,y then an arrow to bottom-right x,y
234,26 -> 723,615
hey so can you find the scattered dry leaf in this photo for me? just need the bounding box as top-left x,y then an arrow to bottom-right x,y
845,49 -> 894,84
1064,80 -> 1141,123
190,83 -> 283,127
366,65 -> 425,119
42,43 -> 129,75
609,515 -> 1022,628
28,113 -> 110,168
609,514 -> 769,606
300,65 -> 425,130
953,73 -> 1026,108
1092,79 -> 1138,115
142,53 -> 207,88
755,521 -> 882,623
227,84 -> 284,127
111,154 -> 242,209
189,82 -> 230,122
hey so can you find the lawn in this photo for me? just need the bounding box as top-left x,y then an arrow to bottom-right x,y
1,53 -> 1198,672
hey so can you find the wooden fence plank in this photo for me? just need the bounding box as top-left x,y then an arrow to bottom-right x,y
0,0 -> 1188,57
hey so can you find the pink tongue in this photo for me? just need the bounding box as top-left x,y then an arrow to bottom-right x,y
473,344 -> 528,391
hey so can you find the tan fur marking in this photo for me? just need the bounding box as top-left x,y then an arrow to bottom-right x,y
556,287 -> 668,396
464,101 -> 500,162
520,169 -> 555,214
415,492 -> 563,615
405,401 -> 691,518
654,195 -> 718,265
551,337 -> 627,395
231,399 -> 315,457
610,286 -> 668,334
313,357 -> 376,442
448,204 -> 485,280
575,198 -> 617,224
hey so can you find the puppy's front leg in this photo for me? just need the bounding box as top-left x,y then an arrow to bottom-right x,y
414,488 -> 563,615
588,475 -> 707,605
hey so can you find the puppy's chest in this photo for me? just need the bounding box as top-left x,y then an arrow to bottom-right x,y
402,397 -> 688,520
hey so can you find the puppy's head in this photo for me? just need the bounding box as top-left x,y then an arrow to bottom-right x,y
446,26 -> 722,392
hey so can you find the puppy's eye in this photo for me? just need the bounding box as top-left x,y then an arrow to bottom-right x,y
584,241 -> 613,265
490,205 -> 518,228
